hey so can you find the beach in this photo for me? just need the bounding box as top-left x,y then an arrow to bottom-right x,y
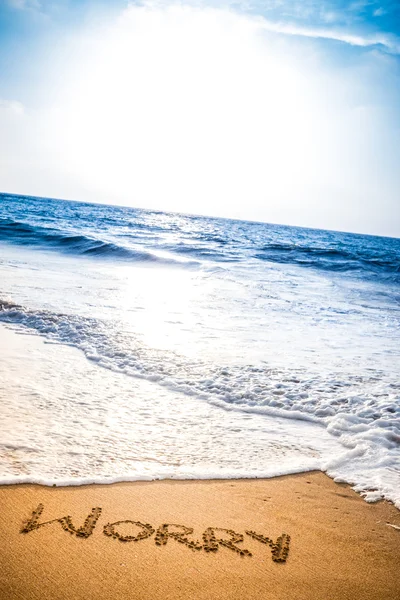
1,0 -> 400,595
1,473 -> 399,600
1,196 -> 399,598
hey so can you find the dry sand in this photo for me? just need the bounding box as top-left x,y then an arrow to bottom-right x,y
0,471 -> 399,600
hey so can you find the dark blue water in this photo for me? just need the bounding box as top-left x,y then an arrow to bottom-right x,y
1,192 -> 399,282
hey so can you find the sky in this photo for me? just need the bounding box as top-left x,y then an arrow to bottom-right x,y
0,0 -> 399,236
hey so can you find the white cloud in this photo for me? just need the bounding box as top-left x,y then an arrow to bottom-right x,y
373,7 -> 386,17
150,0 -> 400,53
254,17 -> 400,54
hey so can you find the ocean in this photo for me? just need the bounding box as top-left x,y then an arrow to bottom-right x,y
0,192 -> 399,507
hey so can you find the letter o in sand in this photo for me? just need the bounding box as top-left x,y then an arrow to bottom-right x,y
103,520 -> 155,543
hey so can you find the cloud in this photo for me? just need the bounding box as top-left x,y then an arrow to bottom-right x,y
5,0 -> 400,53
125,1 -> 400,53
254,17 -> 400,54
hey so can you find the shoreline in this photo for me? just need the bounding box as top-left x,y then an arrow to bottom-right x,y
1,322 -> 398,508
1,469 -> 400,505
1,471 -> 399,599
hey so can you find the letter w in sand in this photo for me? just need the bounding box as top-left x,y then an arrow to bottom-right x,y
20,504 -> 102,538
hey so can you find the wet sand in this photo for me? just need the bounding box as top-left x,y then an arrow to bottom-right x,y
0,471 -> 399,599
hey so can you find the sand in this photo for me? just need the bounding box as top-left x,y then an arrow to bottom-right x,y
0,472 -> 399,600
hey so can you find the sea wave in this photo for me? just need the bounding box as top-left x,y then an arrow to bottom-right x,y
0,299 -> 399,504
254,242 -> 400,277
1,298 -> 398,429
1,194 -> 399,506
1,199 -> 400,281
0,218 -> 199,267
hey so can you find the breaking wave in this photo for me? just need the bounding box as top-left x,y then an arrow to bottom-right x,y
0,218 -> 198,266
1,298 -> 398,433
254,242 -> 400,277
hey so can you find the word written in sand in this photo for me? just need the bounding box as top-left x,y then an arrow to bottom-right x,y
20,504 -> 290,563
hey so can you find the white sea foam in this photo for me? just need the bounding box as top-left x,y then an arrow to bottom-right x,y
0,231 -> 399,508
0,320 -> 399,507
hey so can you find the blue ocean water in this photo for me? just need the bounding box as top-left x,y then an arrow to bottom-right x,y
1,193 -> 399,279
0,192 -> 399,505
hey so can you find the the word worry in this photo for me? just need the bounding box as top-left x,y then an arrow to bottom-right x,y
20,504 -> 291,563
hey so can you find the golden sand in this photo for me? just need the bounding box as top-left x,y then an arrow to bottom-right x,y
0,472 -> 399,600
